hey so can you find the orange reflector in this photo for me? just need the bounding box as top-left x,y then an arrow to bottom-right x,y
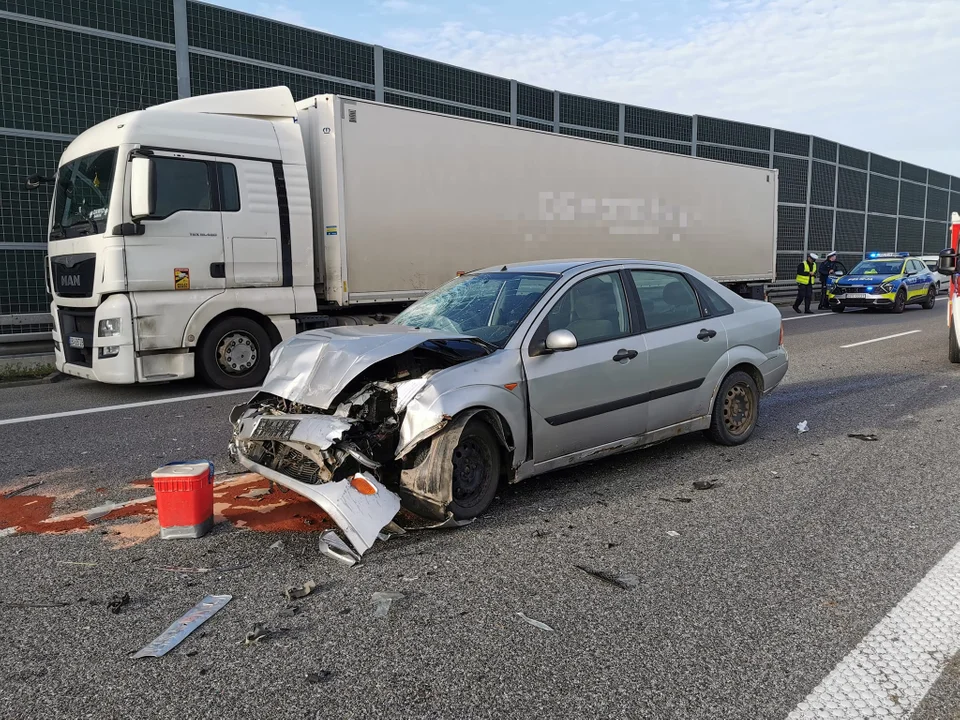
456,270 -> 465,277
350,475 -> 378,495
504,383 -> 518,391
779,322 -> 783,347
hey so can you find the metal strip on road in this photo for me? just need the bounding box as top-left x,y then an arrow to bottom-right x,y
0,388 -> 258,427
786,537 -> 960,719
841,330 -> 922,349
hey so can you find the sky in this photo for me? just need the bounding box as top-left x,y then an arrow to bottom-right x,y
209,0 -> 960,176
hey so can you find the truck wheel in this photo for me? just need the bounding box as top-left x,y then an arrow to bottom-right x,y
950,323 -> 960,364
891,289 -> 907,314
706,371 -> 759,446
197,316 -> 272,389
921,287 -> 936,310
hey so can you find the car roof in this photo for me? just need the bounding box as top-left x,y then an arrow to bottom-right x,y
471,258 -> 689,275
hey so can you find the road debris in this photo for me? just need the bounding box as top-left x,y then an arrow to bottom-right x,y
371,591 -> 404,618
284,580 -> 318,601
666,531 -> 681,538
796,420 -> 809,434
156,565 -> 250,574
848,433 -> 879,442
107,591 -> 130,614
269,540 -> 285,551
242,623 -> 283,646
279,605 -> 300,618
575,565 -> 640,590
306,670 -> 334,684
132,594 -> 232,659
659,497 -> 692,503
692,480 -> 717,491
319,529 -> 361,566
4,480 -> 44,498
238,488 -> 271,500
516,611 -> 554,632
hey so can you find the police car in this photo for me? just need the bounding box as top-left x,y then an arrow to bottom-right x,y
825,252 -> 938,313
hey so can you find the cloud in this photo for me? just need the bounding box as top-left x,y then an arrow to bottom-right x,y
378,0 -> 433,14
381,0 -> 960,174
255,3 -> 307,26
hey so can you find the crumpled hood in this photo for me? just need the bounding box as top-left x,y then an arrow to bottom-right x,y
260,324 -> 487,409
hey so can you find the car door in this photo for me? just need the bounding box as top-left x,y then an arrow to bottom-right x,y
626,269 -> 729,431
523,270 -> 649,463
218,157 -> 283,287
123,151 -> 225,293
906,259 -> 931,299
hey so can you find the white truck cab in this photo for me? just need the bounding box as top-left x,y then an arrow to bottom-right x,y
47,88 -> 315,388
938,212 -> 960,363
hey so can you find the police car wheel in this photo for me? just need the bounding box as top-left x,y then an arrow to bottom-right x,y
706,371 -> 759,446
831,304 -> 845,313
921,287 -> 936,310
891,289 -> 907,314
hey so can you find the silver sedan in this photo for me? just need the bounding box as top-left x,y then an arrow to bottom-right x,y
230,259 -> 788,555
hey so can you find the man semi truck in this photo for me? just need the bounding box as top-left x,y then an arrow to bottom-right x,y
40,86 -> 779,389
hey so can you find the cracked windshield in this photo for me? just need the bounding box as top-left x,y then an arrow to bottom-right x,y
51,147 -> 117,239
392,272 -> 556,347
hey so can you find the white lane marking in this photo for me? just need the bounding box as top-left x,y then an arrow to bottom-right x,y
841,329 -> 922,349
0,387 -> 258,427
782,313 -> 836,322
786,538 -> 960,719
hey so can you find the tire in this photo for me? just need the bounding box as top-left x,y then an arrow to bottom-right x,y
706,370 -> 760,446
447,419 -> 501,519
921,286 -> 936,310
197,316 -> 273,389
891,289 -> 907,314
831,304 -> 845,313
950,322 -> 960,364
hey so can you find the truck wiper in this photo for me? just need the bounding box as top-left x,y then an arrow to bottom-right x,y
49,223 -> 65,240
62,216 -> 100,236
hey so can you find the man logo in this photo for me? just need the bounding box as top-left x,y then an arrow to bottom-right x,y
60,275 -> 81,287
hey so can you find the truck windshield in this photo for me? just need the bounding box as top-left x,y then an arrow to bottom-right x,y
393,272 -> 557,348
849,260 -> 904,276
51,147 -> 118,240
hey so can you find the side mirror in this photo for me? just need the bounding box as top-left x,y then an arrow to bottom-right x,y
130,156 -> 156,220
545,329 -> 578,352
24,174 -> 54,189
938,249 -> 957,276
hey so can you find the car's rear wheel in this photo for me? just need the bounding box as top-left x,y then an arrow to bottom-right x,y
891,288 -> 907,314
922,287 -> 936,310
706,370 -> 759,446
950,322 -> 960,364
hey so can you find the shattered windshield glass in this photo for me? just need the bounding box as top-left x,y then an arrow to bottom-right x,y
51,147 -> 118,240
849,260 -> 904,276
393,272 -> 557,347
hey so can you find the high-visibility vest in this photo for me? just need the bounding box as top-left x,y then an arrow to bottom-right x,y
796,261 -> 817,285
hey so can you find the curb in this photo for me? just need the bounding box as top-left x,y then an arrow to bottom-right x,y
0,371 -> 68,389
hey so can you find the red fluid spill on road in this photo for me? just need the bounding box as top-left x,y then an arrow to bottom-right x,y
215,478 -> 334,533
0,494 -> 90,534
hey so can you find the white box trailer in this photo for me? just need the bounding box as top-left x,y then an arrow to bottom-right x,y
43,86 -> 777,389
297,95 -> 778,307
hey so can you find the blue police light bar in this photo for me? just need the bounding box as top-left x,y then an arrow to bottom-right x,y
867,251 -> 910,258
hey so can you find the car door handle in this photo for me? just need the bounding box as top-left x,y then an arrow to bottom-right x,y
612,349 -> 639,362
697,328 -> 717,341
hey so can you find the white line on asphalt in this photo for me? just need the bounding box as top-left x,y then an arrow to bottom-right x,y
0,387 -> 258,427
840,329 -> 922,349
782,313 -> 836,322
786,537 -> 960,719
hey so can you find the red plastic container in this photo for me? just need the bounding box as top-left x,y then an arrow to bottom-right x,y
152,461 -> 214,540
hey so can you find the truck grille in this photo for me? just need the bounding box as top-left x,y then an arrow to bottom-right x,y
58,307 -> 96,367
51,253 -> 96,298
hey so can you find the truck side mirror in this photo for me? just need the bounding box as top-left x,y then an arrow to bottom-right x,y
938,249 -> 957,276
130,156 -> 156,220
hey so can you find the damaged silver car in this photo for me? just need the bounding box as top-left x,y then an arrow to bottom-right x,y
230,260 -> 788,552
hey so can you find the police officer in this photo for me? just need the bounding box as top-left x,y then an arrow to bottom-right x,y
793,252 -> 818,314
817,251 -> 848,309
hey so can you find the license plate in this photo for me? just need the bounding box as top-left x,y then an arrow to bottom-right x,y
68,336 -> 85,349
252,417 -> 300,440
844,293 -> 869,299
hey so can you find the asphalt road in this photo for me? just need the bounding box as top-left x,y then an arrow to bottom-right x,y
1,303 -> 958,720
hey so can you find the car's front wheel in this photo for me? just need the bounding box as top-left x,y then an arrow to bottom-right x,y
891,289 -> 907,314
831,303 -> 845,313
706,370 -> 759,446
